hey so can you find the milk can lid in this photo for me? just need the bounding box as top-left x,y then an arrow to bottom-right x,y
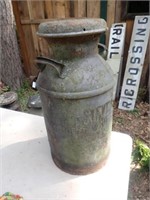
37,18 -> 107,38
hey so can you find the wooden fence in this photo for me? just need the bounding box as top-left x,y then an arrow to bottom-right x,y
12,0 -> 121,76
12,0 -> 149,97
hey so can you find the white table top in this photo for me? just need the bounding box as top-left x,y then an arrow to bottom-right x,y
0,108 -> 132,200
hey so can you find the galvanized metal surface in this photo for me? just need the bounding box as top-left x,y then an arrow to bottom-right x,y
36,18 -> 114,175
37,18 -> 107,38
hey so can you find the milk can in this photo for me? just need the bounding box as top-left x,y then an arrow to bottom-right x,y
36,19 -> 114,175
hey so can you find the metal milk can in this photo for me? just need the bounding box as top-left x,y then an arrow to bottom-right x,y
36,18 -> 114,175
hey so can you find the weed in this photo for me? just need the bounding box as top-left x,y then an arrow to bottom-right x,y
0,85 -> 10,94
132,140 -> 150,170
137,87 -> 147,102
114,117 -> 124,124
128,108 -> 140,117
16,80 -> 38,111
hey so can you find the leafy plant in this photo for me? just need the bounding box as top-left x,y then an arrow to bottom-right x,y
115,117 -> 124,124
128,108 -> 140,117
16,80 -> 38,111
132,140 -> 150,170
0,85 -> 10,94
113,116 -> 124,124
137,87 -> 147,102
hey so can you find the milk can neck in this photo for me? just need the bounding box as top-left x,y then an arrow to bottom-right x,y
45,36 -> 99,61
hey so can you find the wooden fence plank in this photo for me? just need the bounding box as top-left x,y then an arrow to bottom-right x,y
44,0 -> 54,18
64,0 -> 71,18
37,36 -> 49,57
29,1 -> 45,19
69,0 -> 74,17
106,0 -> 116,46
74,0 -> 87,18
22,25 -> 38,75
21,18 -> 56,25
17,0 -> 30,20
52,0 -> 67,18
12,1 -> 31,76
87,0 -> 100,18
115,0 -> 122,23
26,1 -> 39,55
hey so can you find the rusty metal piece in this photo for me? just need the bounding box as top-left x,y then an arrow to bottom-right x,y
52,149 -> 110,175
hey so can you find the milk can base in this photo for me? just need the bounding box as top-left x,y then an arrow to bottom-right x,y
51,152 -> 109,175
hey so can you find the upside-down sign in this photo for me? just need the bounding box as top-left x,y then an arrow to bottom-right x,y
119,16 -> 150,110
107,23 -> 126,99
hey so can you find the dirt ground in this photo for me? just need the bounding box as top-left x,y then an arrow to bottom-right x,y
112,102 -> 149,200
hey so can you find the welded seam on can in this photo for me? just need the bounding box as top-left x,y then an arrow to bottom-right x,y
37,83 -> 113,99
37,29 -> 106,38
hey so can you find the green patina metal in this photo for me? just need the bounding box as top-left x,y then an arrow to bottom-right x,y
36,18 -> 114,175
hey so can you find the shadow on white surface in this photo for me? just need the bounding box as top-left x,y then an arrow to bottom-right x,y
1,136 -> 78,191
0,109 -> 132,200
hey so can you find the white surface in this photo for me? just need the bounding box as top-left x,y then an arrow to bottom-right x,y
0,108 -> 132,200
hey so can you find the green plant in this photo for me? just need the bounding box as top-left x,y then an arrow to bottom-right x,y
132,140 -> 150,170
16,80 -> 38,111
0,85 -> 10,94
128,108 -> 140,116
114,117 -> 124,124
137,87 -> 147,102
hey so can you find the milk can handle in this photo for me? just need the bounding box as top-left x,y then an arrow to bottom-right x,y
35,56 -> 66,79
98,43 -> 107,51
98,43 -> 108,60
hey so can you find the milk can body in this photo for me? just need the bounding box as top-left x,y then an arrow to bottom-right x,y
36,19 -> 114,175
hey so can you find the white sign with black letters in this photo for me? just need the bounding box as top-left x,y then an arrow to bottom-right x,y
119,16 -> 150,110
107,23 -> 126,98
